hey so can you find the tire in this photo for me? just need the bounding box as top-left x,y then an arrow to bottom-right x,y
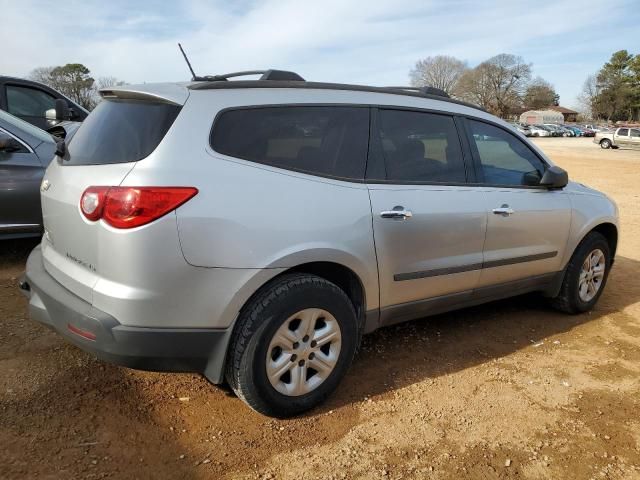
552,232 -> 611,314
600,139 -> 612,149
225,273 -> 358,417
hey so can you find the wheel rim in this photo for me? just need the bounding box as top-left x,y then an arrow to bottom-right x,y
266,308 -> 342,396
578,248 -> 606,302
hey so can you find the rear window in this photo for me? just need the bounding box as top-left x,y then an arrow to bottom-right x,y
210,106 -> 369,180
65,99 -> 180,165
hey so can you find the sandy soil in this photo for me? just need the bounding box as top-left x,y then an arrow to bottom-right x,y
1,137 -> 639,480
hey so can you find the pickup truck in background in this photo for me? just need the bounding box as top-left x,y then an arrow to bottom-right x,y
0,76 -> 89,129
594,127 -> 640,149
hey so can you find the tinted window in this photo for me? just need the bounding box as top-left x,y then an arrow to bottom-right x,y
66,99 -> 180,165
631,129 -> 640,138
468,120 -> 546,186
6,85 -> 55,118
0,109 -> 53,144
211,106 -> 369,180
617,128 -> 629,136
377,109 -> 466,183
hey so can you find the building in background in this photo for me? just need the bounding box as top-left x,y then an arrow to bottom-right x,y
519,109 -> 565,125
546,106 -> 578,122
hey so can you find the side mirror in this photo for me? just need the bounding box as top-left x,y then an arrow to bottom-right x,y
540,165 -> 568,189
0,133 -> 23,153
54,99 -> 70,121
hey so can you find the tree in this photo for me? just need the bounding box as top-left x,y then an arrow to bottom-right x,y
455,54 -> 531,118
29,64 -> 126,110
409,55 -> 468,94
48,64 -> 96,110
592,50 -> 637,121
577,74 -> 599,119
523,77 -> 558,109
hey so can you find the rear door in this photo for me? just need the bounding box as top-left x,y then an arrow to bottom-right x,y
464,118 -> 571,288
40,98 -> 181,302
629,128 -> 640,148
0,127 -> 44,233
367,108 -> 487,325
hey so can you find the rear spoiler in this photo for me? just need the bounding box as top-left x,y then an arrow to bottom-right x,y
99,83 -> 189,106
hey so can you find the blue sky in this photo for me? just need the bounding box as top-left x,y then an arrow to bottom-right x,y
3,0 -> 639,109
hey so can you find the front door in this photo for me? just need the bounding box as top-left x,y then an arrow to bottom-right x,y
464,118 -> 571,288
629,128 -> 640,148
367,108 -> 486,325
613,128 -> 630,147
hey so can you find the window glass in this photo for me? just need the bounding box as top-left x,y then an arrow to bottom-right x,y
468,119 -> 546,186
0,109 -> 52,144
617,128 -> 629,136
630,129 -> 640,138
6,85 -> 56,118
66,99 -> 181,165
211,107 -> 369,180
377,109 -> 466,183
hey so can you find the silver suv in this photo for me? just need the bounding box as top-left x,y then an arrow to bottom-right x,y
21,70 -> 619,417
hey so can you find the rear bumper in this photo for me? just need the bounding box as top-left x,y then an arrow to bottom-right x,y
21,245 -> 231,382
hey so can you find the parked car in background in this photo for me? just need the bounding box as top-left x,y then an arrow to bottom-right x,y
563,125 -> 583,136
529,125 -> 551,137
580,128 -> 596,137
510,122 -> 532,137
595,127 -> 640,149
20,71 -> 619,416
544,124 -> 572,137
0,76 -> 89,129
0,110 -> 58,239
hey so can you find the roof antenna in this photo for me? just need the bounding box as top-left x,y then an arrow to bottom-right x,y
178,43 -> 202,81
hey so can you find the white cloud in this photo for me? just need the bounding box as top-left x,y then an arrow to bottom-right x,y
2,0 -> 637,107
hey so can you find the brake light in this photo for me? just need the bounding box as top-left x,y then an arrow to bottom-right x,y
80,187 -> 198,229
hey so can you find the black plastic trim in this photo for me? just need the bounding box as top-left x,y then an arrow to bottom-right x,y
380,272 -> 560,327
394,251 -> 558,282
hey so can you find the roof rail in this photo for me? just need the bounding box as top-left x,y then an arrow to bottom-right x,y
193,69 -> 305,82
386,86 -> 450,98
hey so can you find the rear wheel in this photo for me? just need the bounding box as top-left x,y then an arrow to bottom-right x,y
552,232 -> 611,313
600,139 -> 612,149
225,273 -> 358,417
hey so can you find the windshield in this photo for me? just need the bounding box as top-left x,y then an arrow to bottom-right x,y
0,109 -> 53,144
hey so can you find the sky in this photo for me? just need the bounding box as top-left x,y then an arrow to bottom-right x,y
2,0 -> 639,109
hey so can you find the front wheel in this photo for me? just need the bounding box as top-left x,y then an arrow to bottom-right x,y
225,273 -> 358,417
552,232 -> 611,313
600,139 -> 612,149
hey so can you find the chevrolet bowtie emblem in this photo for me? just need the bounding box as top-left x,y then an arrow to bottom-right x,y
40,179 -> 51,192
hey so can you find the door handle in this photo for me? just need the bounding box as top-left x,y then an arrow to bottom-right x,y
492,204 -> 514,216
381,206 -> 413,220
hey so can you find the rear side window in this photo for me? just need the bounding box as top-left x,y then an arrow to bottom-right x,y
66,99 -> 180,165
377,109 -> 466,183
617,128 -> 629,136
211,106 -> 369,180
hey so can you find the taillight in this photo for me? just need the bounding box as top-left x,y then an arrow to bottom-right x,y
80,186 -> 109,221
80,187 -> 198,229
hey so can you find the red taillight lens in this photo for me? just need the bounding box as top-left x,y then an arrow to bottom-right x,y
80,187 -> 198,229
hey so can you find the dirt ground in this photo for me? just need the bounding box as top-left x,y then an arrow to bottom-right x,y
1,137 -> 639,480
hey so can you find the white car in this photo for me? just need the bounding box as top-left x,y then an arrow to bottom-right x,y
529,125 -> 550,137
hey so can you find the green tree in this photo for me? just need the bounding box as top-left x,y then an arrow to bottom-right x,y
595,50 -> 636,121
523,77 -> 559,109
29,63 -> 98,110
